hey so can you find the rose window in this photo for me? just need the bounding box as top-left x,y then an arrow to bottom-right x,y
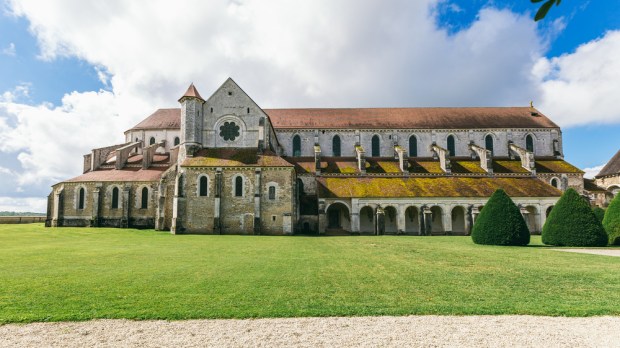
219,121 -> 240,141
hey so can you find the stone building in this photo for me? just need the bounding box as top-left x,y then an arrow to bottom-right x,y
591,149 -> 620,206
47,78 -> 587,235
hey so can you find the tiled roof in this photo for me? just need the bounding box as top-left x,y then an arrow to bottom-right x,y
584,178 -> 608,193
317,177 -> 562,198
596,149 -> 620,177
127,108 -> 181,132
182,148 -> 294,167
179,83 -> 204,101
64,168 -> 167,183
264,107 -> 559,130
536,160 -> 583,174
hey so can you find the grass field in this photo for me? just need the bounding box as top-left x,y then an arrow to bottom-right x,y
1,224 -> 619,323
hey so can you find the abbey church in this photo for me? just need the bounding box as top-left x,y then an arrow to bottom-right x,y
47,78 -> 593,235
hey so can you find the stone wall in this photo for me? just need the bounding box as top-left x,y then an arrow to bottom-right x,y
277,129 -> 561,158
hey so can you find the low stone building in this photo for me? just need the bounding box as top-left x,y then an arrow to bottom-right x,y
47,78 -> 587,235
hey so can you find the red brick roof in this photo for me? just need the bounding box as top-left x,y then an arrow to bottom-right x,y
264,107 -> 559,129
64,168 -> 167,183
127,108 -> 181,132
596,149 -> 620,178
179,83 -> 204,101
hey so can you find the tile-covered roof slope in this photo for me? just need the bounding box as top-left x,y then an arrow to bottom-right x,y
126,108 -> 181,132
264,107 -> 558,129
317,177 -> 562,198
179,83 -> 204,101
182,148 -> 294,167
64,168 -> 168,183
596,149 -> 620,178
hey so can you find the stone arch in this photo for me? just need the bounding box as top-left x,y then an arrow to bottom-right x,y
292,133 -> 302,157
326,202 -> 351,231
149,137 -> 156,145
409,135 -> 418,157
371,134 -> 381,157
231,174 -> 247,198
359,206 -> 375,233
607,185 -> 620,197
174,136 -> 180,146
266,181 -> 279,201
332,134 -> 342,157
74,184 -> 87,210
550,177 -> 560,189
447,134 -> 456,157
525,133 -> 535,153
384,206 -> 398,234
108,185 -> 122,209
451,206 -> 466,235
430,206 -> 444,234
214,115 -> 247,146
545,205 -> 554,217
405,206 -> 420,234
140,186 -> 149,209
197,174 -> 209,197
484,133 -> 494,155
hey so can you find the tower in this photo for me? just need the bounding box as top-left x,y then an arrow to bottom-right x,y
178,83 -> 205,161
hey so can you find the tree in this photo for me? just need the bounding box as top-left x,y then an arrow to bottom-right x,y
542,188 -> 608,247
531,0 -> 561,21
603,194 -> 620,245
471,189 -> 530,246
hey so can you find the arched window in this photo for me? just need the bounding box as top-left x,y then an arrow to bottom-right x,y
485,134 -> 494,154
292,135 -> 301,157
141,187 -> 149,209
447,135 -> 456,157
78,187 -> 85,210
332,135 -> 341,157
111,187 -> 119,209
526,134 -> 534,153
149,137 -> 156,145
551,178 -> 559,188
371,135 -> 380,157
199,176 -> 208,196
235,176 -> 243,197
268,186 -> 276,200
174,137 -> 180,146
409,135 -> 417,157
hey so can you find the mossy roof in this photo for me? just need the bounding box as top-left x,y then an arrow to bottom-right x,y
317,177 -> 562,198
65,167 -> 168,183
536,160 -> 583,174
182,148 -> 293,167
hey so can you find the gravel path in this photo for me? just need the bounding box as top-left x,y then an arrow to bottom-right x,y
551,249 -> 620,257
1,316 -> 619,347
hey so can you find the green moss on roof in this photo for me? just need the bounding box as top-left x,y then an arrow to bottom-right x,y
536,160 -> 584,174
183,148 -> 293,167
494,160 -> 530,173
409,161 -> 443,174
318,177 -> 562,198
452,161 -> 486,174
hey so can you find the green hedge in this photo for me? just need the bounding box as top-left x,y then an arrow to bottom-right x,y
542,188 -> 608,246
592,207 -> 606,223
471,189 -> 530,246
603,194 -> 620,245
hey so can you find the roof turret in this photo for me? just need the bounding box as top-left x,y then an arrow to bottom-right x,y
178,83 -> 204,102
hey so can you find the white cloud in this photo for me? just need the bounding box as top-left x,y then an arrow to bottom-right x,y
535,30 -> 620,127
1,42 -> 15,56
0,196 -> 47,213
583,164 -> 606,179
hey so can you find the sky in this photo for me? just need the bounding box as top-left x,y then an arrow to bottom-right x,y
0,0 -> 619,212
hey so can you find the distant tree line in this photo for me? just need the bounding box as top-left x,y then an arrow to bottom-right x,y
0,211 -> 46,216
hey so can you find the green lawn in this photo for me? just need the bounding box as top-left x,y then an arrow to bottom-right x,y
1,224 -> 619,323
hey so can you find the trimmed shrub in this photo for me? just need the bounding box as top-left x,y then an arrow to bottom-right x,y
542,188 -> 608,247
592,207 -> 606,224
603,194 -> 620,245
471,189 -> 530,246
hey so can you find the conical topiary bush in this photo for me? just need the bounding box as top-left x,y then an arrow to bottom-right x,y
471,189 -> 530,246
542,188 -> 608,246
592,207 -> 606,223
603,194 -> 620,245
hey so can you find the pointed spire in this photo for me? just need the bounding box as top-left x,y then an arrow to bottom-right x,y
178,83 -> 204,102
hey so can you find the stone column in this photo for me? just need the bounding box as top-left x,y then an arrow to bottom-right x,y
121,184 -> 130,228
443,205 -> 452,235
376,206 -> 385,235
213,169 -> 222,234
254,169 -> 262,235
51,186 -> 64,227
397,205 -> 406,234
318,200 -> 327,235
423,206 -> 432,235
92,184 -> 101,227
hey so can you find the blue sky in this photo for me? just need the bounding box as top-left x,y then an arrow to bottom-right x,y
1,0 -> 620,211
